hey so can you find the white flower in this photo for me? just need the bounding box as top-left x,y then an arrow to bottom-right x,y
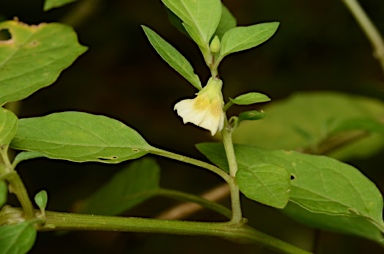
174,77 -> 225,135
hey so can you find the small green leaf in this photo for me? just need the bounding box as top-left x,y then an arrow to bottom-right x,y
0,222 -> 36,254
0,108 -> 18,146
220,22 -> 279,58
161,0 -> 222,47
43,0 -> 76,11
197,143 -> 384,235
230,92 -> 271,105
0,181 -> 6,208
10,112 -> 152,163
214,4 -> 236,39
12,151 -> 45,167
283,202 -> 384,243
34,190 -> 48,214
142,26 -> 201,90
0,20 -> 87,106
79,158 -> 160,215
238,110 -> 266,122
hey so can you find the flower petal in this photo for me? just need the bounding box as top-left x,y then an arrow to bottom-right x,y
174,77 -> 225,135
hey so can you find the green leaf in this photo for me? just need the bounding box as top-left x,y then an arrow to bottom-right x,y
142,26 -> 201,90
78,158 -> 160,215
214,4 -> 236,39
166,3 -> 235,41
0,222 -> 36,254
43,0 -> 76,11
0,20 -> 87,106
220,22 -> 279,58
161,0 -> 222,47
34,190 -> 48,213
197,143 -> 384,235
285,154 -> 383,225
10,112 -> 152,164
196,143 -> 290,208
237,164 -> 290,209
238,110 -> 266,122
233,92 -> 384,160
283,202 -> 384,243
12,151 -> 45,167
196,143 -> 229,173
230,92 -> 271,105
0,181 -> 6,208
0,108 -> 18,146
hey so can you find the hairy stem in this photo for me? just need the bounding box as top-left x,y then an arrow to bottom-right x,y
150,148 -> 231,182
221,118 -> 242,223
31,210 -> 311,254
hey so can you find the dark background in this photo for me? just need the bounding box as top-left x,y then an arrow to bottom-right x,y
1,0 -> 384,253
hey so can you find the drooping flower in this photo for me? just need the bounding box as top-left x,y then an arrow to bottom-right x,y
174,77 -> 225,135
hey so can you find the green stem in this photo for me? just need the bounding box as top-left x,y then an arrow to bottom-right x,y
157,188 -> 232,219
32,210 -> 311,254
6,172 -> 35,220
0,146 -> 12,174
0,147 -> 35,220
149,145 -> 242,222
221,118 -> 242,223
342,0 -> 384,73
223,100 -> 234,112
221,122 -> 238,178
227,178 -> 242,223
150,148 -> 231,183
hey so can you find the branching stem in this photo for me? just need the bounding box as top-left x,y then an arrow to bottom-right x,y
33,210 -> 311,254
0,147 -> 35,220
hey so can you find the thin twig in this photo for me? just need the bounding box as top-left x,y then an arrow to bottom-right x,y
342,0 -> 384,73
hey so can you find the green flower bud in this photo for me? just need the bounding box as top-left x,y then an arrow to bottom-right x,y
209,35 -> 221,53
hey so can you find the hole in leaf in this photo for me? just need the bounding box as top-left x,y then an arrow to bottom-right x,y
98,156 -> 117,161
290,174 -> 296,180
0,29 -> 11,41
